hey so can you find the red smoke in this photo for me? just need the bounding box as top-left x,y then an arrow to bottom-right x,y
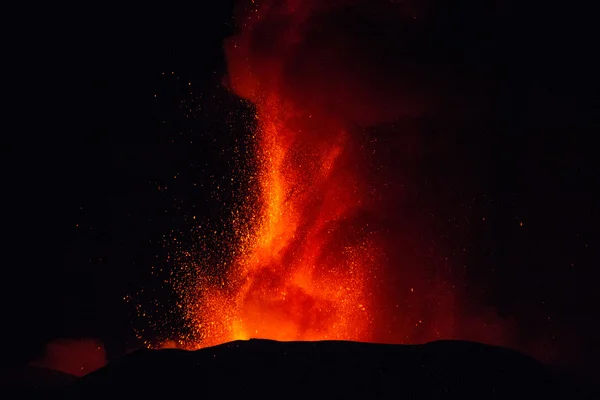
224,0 -> 492,125
30,339 -> 106,377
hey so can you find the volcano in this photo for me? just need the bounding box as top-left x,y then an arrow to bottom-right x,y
28,339 -> 590,399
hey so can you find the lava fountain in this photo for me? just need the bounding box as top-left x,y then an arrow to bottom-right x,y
188,99 -> 378,347
173,1 -> 390,349
130,0 -> 564,365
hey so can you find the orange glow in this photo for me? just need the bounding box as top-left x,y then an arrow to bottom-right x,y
30,339 -> 106,377
161,1 -> 389,349
156,0 -> 520,354
183,92 -> 377,348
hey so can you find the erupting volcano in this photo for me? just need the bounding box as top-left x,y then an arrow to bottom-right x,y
148,0 -> 517,352
3,0 -> 596,394
163,0 -> 390,349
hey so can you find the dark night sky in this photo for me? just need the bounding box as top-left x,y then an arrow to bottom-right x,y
2,1 -> 598,372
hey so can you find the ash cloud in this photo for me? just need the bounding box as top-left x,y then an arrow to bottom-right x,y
215,0 -> 600,370
226,0 -> 515,126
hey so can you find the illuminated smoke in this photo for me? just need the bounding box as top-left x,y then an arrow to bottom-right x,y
30,338 -> 106,377
157,0 -> 519,352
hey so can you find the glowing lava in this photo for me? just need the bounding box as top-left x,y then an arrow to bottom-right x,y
137,0 -> 555,364
185,93 -> 378,348
155,0 -> 386,350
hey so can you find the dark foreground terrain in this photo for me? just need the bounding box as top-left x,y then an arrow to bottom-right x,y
2,340 -> 596,399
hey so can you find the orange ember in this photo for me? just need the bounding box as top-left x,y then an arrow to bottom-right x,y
186,94 -> 377,348
162,0 -> 385,350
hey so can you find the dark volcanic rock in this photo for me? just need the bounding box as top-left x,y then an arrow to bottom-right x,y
2,365 -> 76,386
66,339 -> 587,399
0,365 -> 76,399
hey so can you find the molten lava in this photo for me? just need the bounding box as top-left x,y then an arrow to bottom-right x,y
123,0 -> 580,367
186,94 -> 378,347
159,0 -> 389,349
